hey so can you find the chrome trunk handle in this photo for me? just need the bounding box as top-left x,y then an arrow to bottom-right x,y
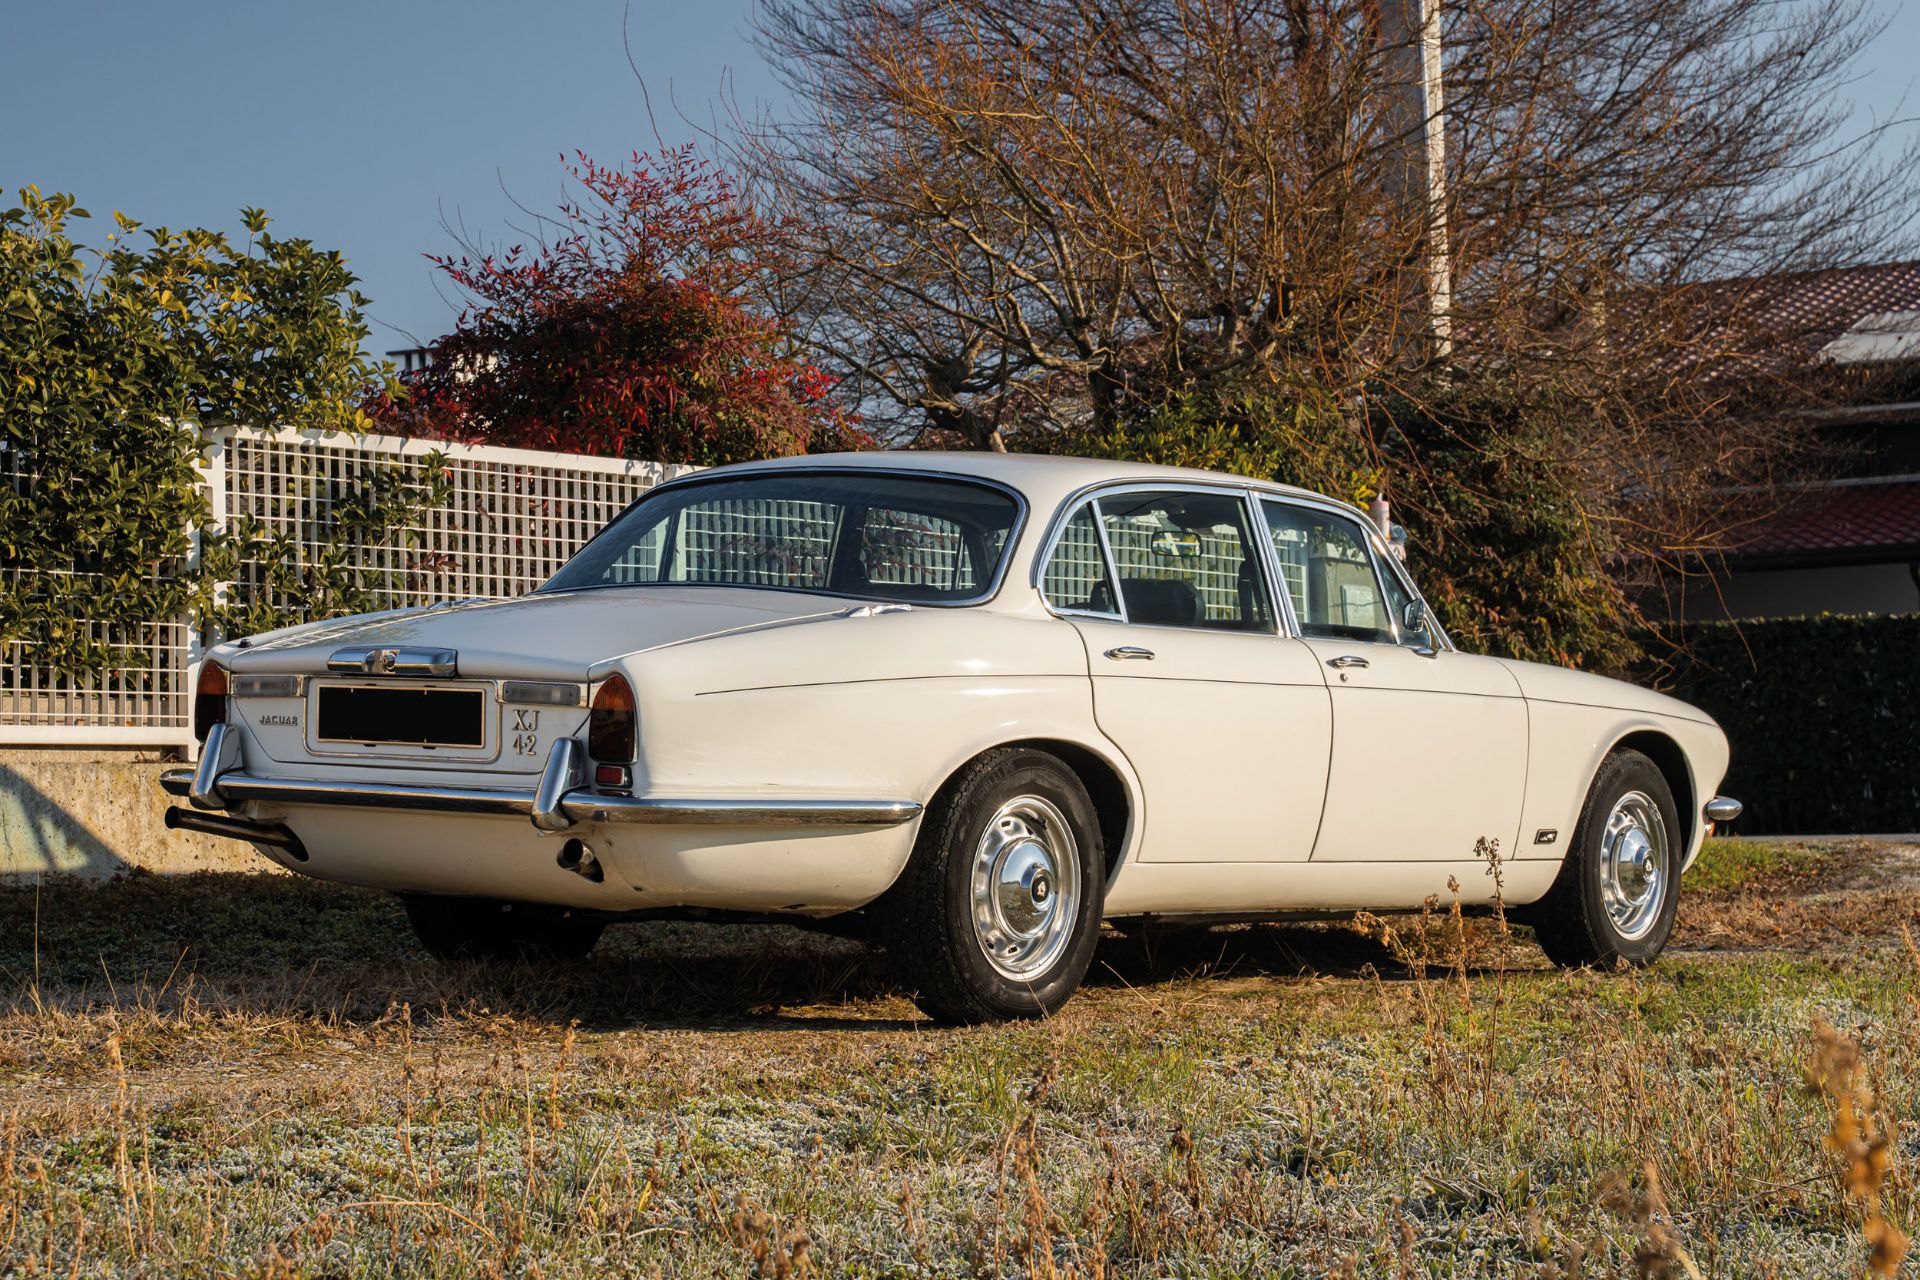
1326,654 -> 1370,669
1103,646 -> 1156,661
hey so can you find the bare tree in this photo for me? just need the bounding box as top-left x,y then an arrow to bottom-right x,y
734,0 -> 1914,652
748,0 -> 1404,443
753,0 -> 1904,418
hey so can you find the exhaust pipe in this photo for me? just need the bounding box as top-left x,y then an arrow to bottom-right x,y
556,837 -> 604,883
164,806 -> 309,862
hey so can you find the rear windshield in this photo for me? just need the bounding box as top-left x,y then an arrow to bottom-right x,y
541,471 -> 1022,605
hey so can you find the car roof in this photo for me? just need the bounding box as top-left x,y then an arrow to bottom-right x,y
685,450 -> 1331,514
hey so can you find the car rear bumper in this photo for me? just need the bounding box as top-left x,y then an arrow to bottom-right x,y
158,728 -> 925,912
160,767 -> 922,829
161,725 -> 922,832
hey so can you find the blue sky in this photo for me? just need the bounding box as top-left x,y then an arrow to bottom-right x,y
2,0 -> 787,354
5,1 -> 1917,357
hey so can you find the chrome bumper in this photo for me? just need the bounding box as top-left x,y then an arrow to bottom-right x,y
162,726 -> 922,834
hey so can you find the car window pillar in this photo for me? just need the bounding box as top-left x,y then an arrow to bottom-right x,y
1246,490 -> 1303,639
1087,498 -> 1129,623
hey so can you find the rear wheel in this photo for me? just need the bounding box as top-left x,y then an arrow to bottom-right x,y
401,894 -> 605,963
1532,750 -> 1682,968
877,749 -> 1104,1024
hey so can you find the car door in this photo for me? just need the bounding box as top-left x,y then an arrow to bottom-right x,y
1258,498 -> 1528,863
1039,487 -> 1332,864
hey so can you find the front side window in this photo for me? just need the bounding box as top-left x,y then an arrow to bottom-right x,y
544,472 -> 1020,604
1097,490 -> 1273,631
1260,501 -> 1399,643
1373,552 -> 1431,648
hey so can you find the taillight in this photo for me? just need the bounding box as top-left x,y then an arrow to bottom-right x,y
588,674 -> 636,762
194,661 -> 229,743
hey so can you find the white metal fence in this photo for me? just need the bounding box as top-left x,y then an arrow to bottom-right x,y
1,427 -> 692,746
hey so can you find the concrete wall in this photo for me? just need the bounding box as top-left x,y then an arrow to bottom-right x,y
1,748 -> 272,879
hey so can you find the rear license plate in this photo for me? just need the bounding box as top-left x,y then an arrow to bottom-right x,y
315,685 -> 486,748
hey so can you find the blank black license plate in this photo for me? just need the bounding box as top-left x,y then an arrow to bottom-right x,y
316,685 -> 486,748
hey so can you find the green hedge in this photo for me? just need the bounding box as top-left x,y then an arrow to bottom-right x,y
2,187 -> 396,674
1647,614 -> 1919,835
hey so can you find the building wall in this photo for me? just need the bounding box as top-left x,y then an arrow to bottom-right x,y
1682,561 -> 1920,621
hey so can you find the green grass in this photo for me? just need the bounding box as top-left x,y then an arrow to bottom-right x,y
0,869 -> 1915,1278
1685,836 -> 1838,893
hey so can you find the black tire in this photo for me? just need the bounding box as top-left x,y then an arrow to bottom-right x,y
1531,749 -> 1683,969
875,748 -> 1105,1024
401,894 -> 605,963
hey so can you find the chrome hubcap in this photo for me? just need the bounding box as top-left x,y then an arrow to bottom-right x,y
1600,790 -> 1669,941
970,795 -> 1080,981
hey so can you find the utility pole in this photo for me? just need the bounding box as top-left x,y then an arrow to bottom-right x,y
1380,0 -> 1453,360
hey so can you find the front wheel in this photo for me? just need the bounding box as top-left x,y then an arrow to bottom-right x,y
876,749 -> 1105,1024
401,894 -> 605,963
1531,749 -> 1683,968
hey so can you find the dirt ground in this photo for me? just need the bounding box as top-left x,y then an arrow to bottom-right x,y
0,837 -> 1915,1277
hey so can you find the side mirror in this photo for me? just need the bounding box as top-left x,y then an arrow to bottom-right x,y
1402,599 -> 1429,635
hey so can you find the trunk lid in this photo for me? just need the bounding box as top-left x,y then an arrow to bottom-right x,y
223,587 -> 846,680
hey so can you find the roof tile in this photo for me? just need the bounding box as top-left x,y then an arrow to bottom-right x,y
1731,478 -> 1920,560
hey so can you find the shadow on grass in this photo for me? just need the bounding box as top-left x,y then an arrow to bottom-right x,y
0,872 -> 1428,1032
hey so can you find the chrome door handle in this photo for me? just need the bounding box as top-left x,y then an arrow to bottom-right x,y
1104,646 -> 1156,661
1326,655 -> 1370,669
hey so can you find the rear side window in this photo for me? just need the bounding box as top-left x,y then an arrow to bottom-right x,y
1097,490 -> 1273,631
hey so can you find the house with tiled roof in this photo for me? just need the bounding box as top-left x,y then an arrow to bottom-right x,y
1673,260 -> 1920,620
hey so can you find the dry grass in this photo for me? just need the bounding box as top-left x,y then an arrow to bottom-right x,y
0,839 -> 1915,1277
1675,839 -> 1920,953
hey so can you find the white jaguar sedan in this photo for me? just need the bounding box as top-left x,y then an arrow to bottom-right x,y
163,453 -> 1740,1023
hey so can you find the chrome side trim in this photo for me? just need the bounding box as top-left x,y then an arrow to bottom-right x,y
1704,796 -> 1744,824
561,797 -> 925,827
157,766 -> 924,829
